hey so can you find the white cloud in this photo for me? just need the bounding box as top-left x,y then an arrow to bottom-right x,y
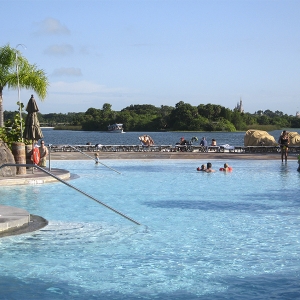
44,44 -> 74,56
52,68 -> 82,77
34,18 -> 70,35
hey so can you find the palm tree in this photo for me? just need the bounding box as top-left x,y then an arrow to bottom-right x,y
0,44 -> 48,127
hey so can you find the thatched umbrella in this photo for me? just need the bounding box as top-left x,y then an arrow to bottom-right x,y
23,94 -> 43,142
23,95 -> 44,169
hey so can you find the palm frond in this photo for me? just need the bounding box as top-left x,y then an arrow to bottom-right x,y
1,44 -> 49,99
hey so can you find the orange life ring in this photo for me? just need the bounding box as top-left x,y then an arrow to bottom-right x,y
32,147 -> 40,165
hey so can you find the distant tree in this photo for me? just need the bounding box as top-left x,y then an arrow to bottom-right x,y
157,105 -> 174,130
275,110 -> 284,117
198,103 -> 224,120
70,112 -> 85,126
4,100 -> 298,132
118,110 -> 133,130
219,106 -> 232,120
102,103 -> 115,119
4,110 -> 18,121
160,105 -> 174,116
198,103 -> 214,119
291,116 -> 300,128
271,116 -> 290,128
231,110 -> 246,130
122,104 -> 160,115
264,109 -> 276,118
255,110 -> 264,116
242,113 -> 256,125
257,115 -> 270,125
169,101 -> 198,130
85,107 -> 101,118
189,115 -> 209,131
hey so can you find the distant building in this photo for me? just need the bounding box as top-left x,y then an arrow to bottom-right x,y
296,111 -> 300,118
235,98 -> 244,113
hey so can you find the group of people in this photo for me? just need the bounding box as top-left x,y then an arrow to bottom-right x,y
32,140 -> 48,167
34,131 -> 298,169
199,137 -> 217,152
195,131 -> 296,171
197,162 -> 232,173
177,137 -> 216,146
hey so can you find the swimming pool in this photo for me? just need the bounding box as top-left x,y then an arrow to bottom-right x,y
1,159 -> 300,299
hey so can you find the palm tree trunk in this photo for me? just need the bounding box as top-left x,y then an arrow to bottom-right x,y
0,87 -> 3,127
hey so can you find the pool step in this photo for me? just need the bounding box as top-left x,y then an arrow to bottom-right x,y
0,205 -> 30,234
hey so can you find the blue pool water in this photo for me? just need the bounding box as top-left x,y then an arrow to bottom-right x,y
1,159 -> 300,299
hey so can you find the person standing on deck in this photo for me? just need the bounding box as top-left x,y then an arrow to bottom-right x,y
200,137 -> 208,152
39,140 -> 48,167
278,130 -> 290,162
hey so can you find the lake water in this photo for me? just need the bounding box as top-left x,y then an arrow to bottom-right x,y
1,159 -> 300,299
41,129 -> 288,146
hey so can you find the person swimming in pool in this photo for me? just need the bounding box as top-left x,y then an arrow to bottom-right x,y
205,162 -> 215,173
219,163 -> 232,172
94,153 -> 100,164
197,164 -> 206,171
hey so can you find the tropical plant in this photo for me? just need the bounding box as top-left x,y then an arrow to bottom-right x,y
0,102 -> 28,149
0,44 -> 49,127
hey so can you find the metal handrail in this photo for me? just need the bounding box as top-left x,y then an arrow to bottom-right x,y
68,145 -> 121,174
0,163 -> 140,225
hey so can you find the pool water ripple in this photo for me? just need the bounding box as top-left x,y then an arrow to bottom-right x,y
1,159 -> 300,299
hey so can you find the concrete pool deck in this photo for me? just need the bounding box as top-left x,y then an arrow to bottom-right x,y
0,167 -> 71,186
47,150 -> 297,160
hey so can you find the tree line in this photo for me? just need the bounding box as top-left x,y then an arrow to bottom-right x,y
4,101 -> 300,132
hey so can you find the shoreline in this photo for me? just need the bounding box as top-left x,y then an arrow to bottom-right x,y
48,151 -> 298,160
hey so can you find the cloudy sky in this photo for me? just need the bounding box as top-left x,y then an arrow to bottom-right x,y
2,0 -> 300,115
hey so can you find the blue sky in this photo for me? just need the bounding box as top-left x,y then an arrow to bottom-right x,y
2,0 -> 300,115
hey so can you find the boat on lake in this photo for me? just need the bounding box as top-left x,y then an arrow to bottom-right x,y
107,123 -> 124,133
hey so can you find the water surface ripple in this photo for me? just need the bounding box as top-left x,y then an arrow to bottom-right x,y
1,159 -> 300,299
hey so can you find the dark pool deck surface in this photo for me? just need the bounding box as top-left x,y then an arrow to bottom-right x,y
0,151 -> 296,237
